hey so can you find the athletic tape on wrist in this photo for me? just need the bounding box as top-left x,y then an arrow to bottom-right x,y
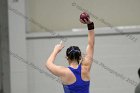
87,22 -> 94,30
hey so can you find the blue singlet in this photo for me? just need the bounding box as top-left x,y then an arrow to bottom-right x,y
63,63 -> 90,93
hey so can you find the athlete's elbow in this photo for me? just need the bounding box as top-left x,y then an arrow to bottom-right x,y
88,40 -> 94,47
88,43 -> 94,49
45,61 -> 50,70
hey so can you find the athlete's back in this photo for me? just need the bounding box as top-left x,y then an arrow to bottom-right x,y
63,63 -> 90,93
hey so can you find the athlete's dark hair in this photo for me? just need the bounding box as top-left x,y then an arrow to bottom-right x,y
138,68 -> 140,78
66,46 -> 81,64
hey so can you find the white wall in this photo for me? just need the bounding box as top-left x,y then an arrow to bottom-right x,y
8,0 -> 28,93
27,0 -> 140,32
26,27 -> 140,93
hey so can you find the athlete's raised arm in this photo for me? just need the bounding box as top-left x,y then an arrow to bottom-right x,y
46,41 -> 66,77
80,13 -> 95,71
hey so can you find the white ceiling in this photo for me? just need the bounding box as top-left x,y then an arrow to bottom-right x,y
26,0 -> 140,32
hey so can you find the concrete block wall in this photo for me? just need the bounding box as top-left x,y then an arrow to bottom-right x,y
26,30 -> 140,93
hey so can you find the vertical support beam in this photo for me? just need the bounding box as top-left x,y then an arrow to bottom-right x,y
8,0 -> 28,93
0,0 -> 11,93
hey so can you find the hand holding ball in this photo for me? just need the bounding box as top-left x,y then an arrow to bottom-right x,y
80,12 -> 94,30
80,12 -> 90,22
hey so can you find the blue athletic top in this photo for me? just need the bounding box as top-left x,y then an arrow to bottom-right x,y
63,63 -> 90,93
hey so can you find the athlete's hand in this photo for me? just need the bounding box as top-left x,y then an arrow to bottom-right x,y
80,17 -> 92,24
53,41 -> 64,54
